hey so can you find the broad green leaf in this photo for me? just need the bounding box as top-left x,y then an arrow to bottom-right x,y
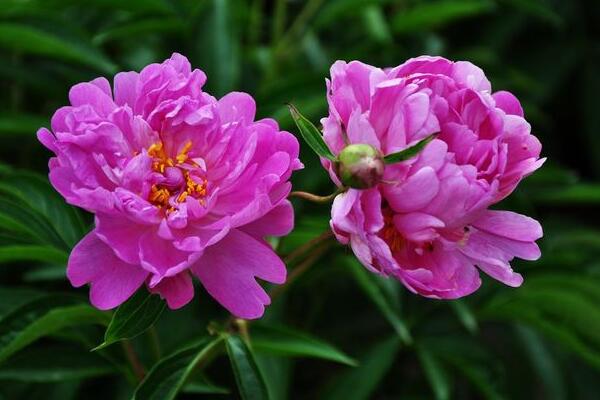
383,134 -> 438,164
133,336 -> 225,400
0,197 -> 67,250
254,355 -> 291,400
251,324 -> 357,366
392,0 -> 494,33
323,336 -> 401,400
183,376 -> 230,395
0,170 -> 87,248
0,300 -> 109,364
0,343 -> 116,382
0,288 -> 46,320
0,113 -> 48,136
225,335 -> 270,400
0,23 -> 117,74
0,245 -> 67,264
94,290 -> 165,350
288,104 -> 336,161
416,344 -> 450,400
346,258 -> 412,344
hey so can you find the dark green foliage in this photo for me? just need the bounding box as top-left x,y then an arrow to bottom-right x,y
0,0 -> 599,399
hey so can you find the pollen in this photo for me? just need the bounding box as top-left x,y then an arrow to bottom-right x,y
146,140 -> 208,212
381,209 -> 404,253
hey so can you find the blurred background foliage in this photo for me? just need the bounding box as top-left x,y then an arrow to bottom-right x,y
0,0 -> 599,399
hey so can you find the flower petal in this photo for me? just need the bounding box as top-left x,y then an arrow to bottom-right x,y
67,231 -> 147,310
192,229 -> 286,319
149,272 -> 194,309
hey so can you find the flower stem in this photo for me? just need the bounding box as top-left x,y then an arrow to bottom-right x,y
283,230 -> 333,265
271,240 -> 333,301
122,340 -> 145,382
289,188 -> 343,203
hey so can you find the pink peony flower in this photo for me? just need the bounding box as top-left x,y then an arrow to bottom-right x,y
322,56 -> 544,298
38,53 -> 302,318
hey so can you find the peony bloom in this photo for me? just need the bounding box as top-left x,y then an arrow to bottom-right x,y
322,56 -> 544,298
38,53 -> 302,318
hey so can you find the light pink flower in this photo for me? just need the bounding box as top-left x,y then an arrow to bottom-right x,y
38,53 -> 302,318
323,56 -> 544,298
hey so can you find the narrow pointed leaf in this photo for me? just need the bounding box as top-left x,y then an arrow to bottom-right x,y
133,336 -> 225,400
383,133 -> 437,164
0,343 -> 116,382
346,257 -> 412,344
288,103 -> 336,161
0,300 -> 109,364
323,336 -> 401,400
226,335 -> 270,400
450,300 -> 478,334
416,344 -> 450,400
94,290 -> 165,351
251,324 -> 357,366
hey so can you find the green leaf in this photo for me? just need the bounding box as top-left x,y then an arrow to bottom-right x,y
251,324 -> 357,366
92,18 -> 184,45
450,300 -> 478,334
287,103 -> 337,161
0,299 -> 110,364
183,375 -> 230,395
416,344 -> 450,400
0,113 -> 48,136
133,337 -> 225,400
529,184 -> 600,205
0,245 -> 67,264
392,0 -> 494,33
346,257 -> 412,344
0,23 -> 117,74
195,0 -> 241,96
383,134 -> 438,164
0,170 -> 88,248
515,325 -> 567,400
0,343 -> 116,382
323,336 -> 401,400
94,290 -> 165,350
226,335 -> 270,400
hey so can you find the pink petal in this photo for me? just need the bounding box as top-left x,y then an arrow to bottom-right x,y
218,92 -> 256,125
393,212 -> 445,242
493,90 -> 524,117
241,200 -> 294,238
69,82 -> 116,117
192,229 -> 286,319
385,167 -> 440,213
149,272 -> 194,309
67,231 -> 147,310
472,210 -> 543,242
114,71 -> 139,107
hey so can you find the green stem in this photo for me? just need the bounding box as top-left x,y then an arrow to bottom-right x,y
271,240 -> 333,301
122,340 -> 146,382
289,187 -> 344,204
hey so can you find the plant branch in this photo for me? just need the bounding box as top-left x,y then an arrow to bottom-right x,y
122,340 -> 145,382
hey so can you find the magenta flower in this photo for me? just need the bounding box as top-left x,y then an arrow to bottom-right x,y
38,53 -> 302,318
323,56 -> 544,298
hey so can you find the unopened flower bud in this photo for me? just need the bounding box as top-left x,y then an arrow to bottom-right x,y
336,144 -> 384,189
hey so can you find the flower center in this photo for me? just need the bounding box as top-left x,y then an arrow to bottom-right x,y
380,208 -> 404,253
147,141 -> 207,212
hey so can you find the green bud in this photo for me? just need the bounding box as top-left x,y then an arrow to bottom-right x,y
335,144 -> 384,189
